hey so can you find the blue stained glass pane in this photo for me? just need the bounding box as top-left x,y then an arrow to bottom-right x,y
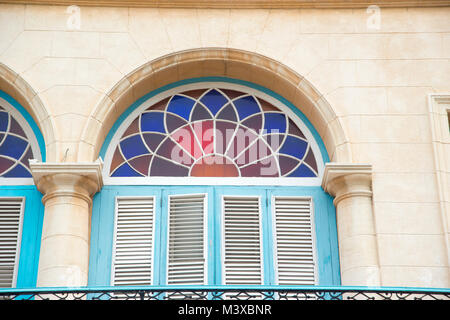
200,89 -> 228,116
0,135 -> 28,159
3,163 -> 31,178
119,135 -> 150,160
0,112 -> 8,132
264,113 -> 286,134
233,96 -> 261,120
140,112 -> 166,133
279,136 -> 308,160
111,162 -> 142,177
167,95 -> 196,120
288,163 -> 317,177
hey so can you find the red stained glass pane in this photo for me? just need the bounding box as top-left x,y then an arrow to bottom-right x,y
257,97 -> 280,112
171,125 -> 203,160
146,97 -> 170,111
220,89 -> 245,100
181,89 -> 208,100
122,117 -> 140,137
191,155 -> 238,177
128,155 -> 152,176
0,156 -> 15,175
110,147 -> 126,174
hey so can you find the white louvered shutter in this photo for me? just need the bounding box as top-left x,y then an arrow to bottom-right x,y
223,196 -> 263,286
113,197 -> 154,286
0,198 -> 23,288
167,194 -> 206,285
273,197 -> 316,285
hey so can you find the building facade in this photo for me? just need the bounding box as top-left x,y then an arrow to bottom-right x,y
0,0 -> 449,292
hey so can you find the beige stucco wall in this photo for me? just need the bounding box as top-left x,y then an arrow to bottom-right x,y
0,3 -> 449,287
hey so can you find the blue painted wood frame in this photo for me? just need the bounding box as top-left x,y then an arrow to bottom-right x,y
0,186 -> 44,288
88,185 -> 341,287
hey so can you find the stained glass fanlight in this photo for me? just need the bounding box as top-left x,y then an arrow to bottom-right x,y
0,105 -> 35,178
109,88 -> 318,178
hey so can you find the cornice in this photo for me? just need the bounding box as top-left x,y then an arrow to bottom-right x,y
1,0 -> 449,8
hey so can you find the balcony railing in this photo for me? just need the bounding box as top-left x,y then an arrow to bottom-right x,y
0,285 -> 449,300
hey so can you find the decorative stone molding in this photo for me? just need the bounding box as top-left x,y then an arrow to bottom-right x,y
427,93 -> 450,273
322,163 -> 373,206
30,159 -> 103,206
29,159 -> 103,287
322,163 -> 380,286
2,0 -> 449,8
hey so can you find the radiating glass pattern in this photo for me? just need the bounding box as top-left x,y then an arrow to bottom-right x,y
0,106 -> 34,177
109,88 -> 318,178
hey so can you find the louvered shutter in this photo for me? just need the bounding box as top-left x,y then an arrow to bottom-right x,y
273,197 -> 316,285
167,194 -> 206,285
0,198 -> 23,288
223,196 -> 263,285
112,197 -> 154,286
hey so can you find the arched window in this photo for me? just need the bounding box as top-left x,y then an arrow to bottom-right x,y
89,80 -> 340,289
0,91 -> 45,289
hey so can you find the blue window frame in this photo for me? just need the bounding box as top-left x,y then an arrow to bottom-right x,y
0,90 -> 45,288
89,78 -> 341,288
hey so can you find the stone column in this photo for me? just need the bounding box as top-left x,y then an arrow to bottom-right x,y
30,160 -> 103,287
322,163 -> 381,286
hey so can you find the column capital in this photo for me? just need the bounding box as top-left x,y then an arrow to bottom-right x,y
321,163 -> 373,206
29,159 -> 103,205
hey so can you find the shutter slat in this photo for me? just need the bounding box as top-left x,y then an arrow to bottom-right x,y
167,194 -> 205,286
223,196 -> 262,288
274,197 -> 316,287
0,199 -> 23,288
113,197 -> 153,287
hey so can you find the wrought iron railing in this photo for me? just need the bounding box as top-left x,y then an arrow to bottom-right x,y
0,285 -> 449,300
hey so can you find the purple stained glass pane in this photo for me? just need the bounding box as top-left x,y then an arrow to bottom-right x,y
216,103 -> 237,122
303,147 -> 318,174
240,156 -> 279,177
241,114 -> 262,134
165,113 -> 187,133
263,134 -> 285,152
215,121 -> 237,154
19,146 -> 34,169
128,155 -> 152,176
9,116 -> 27,139
150,156 -> 189,177
0,156 -> 15,175
142,133 -> 165,153
278,155 -> 300,176
191,103 -> 213,122
156,138 -> 194,166
288,119 -> 306,139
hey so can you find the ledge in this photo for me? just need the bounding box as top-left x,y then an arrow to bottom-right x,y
1,0 -> 449,8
